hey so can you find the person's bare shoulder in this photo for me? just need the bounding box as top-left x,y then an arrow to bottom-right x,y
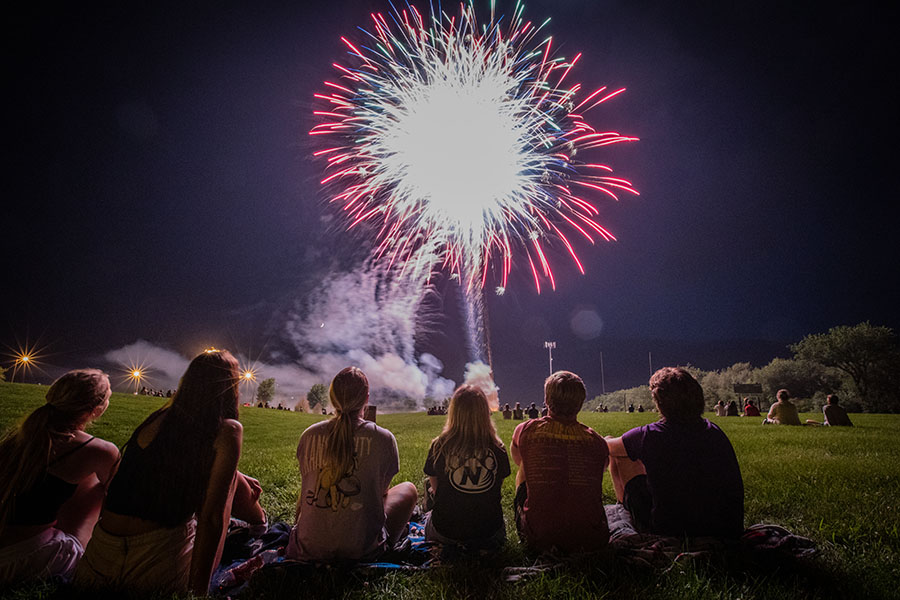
87,437 -> 121,464
215,419 -> 243,451
218,418 -> 243,437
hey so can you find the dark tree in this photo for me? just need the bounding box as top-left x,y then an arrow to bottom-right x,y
257,377 -> 276,406
307,383 -> 328,412
791,322 -> 899,411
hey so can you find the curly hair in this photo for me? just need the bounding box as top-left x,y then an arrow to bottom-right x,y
649,367 -> 704,423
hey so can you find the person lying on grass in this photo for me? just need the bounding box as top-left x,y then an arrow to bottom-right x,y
423,385 -> 511,550
74,350 -> 264,595
286,367 -> 417,562
511,371 -> 610,552
0,370 -> 120,586
606,367 -> 744,538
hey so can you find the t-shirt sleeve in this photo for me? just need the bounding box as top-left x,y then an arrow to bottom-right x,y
621,426 -> 645,462
424,441 -> 438,476
511,422 -> 523,448
383,429 -> 400,489
496,444 -> 512,480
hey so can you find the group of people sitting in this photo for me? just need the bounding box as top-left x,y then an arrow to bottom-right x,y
137,386 -> 173,398
763,389 -> 853,427
0,354 -> 746,595
501,402 -> 547,420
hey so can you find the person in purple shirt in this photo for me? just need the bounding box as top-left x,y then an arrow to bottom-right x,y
605,367 -> 744,538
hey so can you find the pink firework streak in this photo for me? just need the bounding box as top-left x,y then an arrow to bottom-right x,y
311,2 -> 638,293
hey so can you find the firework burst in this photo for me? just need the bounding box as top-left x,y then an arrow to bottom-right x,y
312,1 -> 638,292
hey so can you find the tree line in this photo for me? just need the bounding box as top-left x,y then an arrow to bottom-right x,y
587,322 -> 899,413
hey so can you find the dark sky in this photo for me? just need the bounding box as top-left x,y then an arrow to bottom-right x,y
4,1 -> 898,399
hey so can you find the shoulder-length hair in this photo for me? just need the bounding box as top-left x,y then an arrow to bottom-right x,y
0,369 -> 110,533
431,385 -> 503,470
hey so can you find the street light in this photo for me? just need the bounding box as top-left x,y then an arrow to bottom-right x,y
543,341 -> 556,375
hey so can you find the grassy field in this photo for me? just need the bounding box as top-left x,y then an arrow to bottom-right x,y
1,382 -> 899,599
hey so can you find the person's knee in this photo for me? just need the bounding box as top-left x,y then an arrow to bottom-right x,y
392,481 -> 418,507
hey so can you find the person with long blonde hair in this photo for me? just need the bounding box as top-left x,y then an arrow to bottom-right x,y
74,350 -> 260,595
424,385 -> 510,549
287,367 -> 417,561
0,370 -> 120,585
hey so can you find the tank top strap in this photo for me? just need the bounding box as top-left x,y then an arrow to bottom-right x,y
49,436 -> 95,466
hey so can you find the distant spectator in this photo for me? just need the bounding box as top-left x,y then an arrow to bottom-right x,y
603,406 -> 609,413
823,394 -> 853,427
627,403 -> 635,413
541,405 -> 549,417
511,371 -> 609,552
423,386 -> 510,549
606,367 -> 744,538
502,404 -> 512,420
513,403 -> 524,420
764,389 -> 801,425
725,400 -> 739,417
714,400 -> 726,417
743,398 -> 760,417
527,403 -> 540,419
0,370 -> 119,586
637,405 -> 645,413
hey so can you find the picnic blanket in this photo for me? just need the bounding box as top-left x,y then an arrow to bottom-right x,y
502,505 -> 817,582
211,507 -> 818,595
211,520 -> 435,596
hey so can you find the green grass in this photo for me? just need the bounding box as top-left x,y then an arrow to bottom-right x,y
2,382 -> 899,599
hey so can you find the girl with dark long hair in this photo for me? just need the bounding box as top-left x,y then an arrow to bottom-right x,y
286,367 -> 417,560
74,350 -> 259,594
0,370 -> 120,585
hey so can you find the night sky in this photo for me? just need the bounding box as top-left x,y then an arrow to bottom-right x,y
5,1 -> 898,402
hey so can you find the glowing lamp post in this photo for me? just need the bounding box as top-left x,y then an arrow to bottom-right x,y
544,341 -> 557,376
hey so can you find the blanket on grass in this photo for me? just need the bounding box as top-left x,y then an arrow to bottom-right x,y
211,506 -> 817,595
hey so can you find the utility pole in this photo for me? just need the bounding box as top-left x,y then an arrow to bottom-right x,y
648,351 -> 653,377
544,341 -> 556,376
600,351 -> 606,394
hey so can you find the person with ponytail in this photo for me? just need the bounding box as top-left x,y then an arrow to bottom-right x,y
286,367 -> 417,561
423,385 -> 510,549
74,350 -> 259,595
0,370 -> 120,585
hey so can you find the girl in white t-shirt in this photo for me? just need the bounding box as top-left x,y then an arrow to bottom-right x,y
287,367 -> 416,561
